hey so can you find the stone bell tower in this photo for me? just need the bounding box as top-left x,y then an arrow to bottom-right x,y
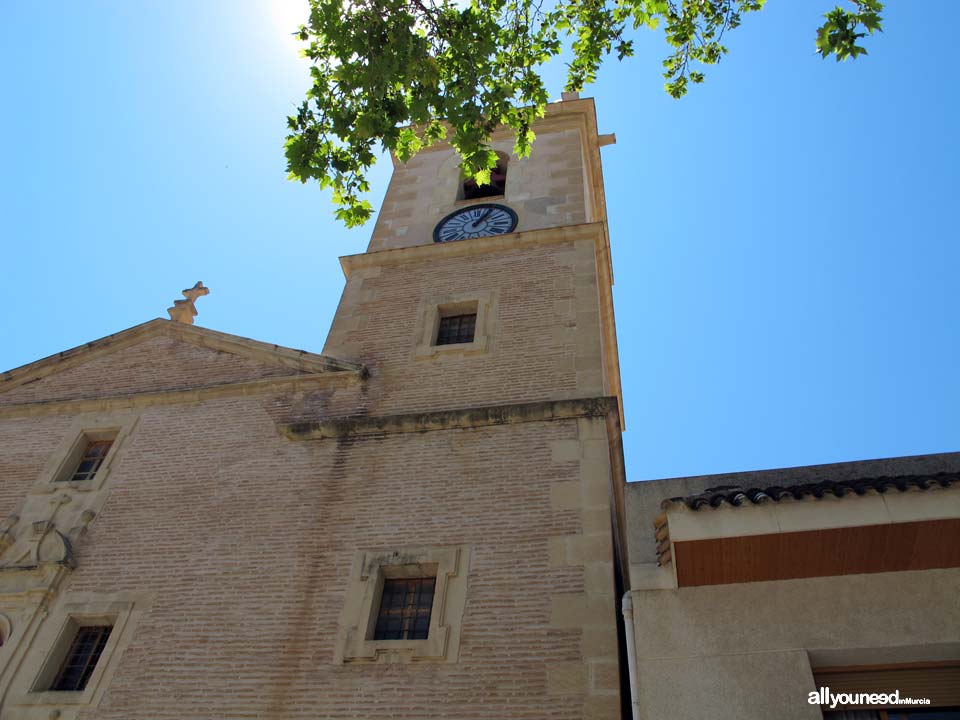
288,94 -> 631,718
322,94 -> 624,420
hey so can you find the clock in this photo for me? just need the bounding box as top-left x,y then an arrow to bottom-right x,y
433,203 -> 518,243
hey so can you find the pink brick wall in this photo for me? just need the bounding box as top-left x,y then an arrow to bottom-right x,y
0,401 -> 589,719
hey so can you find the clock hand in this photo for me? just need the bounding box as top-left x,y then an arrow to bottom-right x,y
467,207 -> 494,230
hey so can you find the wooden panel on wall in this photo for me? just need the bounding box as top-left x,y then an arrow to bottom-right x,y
674,518 -> 960,587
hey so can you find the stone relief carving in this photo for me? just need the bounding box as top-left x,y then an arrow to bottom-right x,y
0,495 -> 97,572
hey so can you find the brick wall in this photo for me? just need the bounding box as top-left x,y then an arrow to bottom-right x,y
322,237 -> 606,418
0,401 -> 619,719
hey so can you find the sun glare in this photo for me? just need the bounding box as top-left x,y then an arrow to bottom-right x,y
269,0 -> 310,48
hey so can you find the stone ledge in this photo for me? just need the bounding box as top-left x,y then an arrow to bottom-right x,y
340,222 -> 607,277
0,373 -> 361,419
280,396 -> 619,440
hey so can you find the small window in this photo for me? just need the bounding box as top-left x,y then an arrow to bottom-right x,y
335,547 -> 467,663
374,577 -> 436,640
49,625 -> 112,692
461,153 -> 507,200
62,440 -> 113,483
436,314 -> 476,346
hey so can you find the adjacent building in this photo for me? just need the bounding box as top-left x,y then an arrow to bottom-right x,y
625,453 -> 960,720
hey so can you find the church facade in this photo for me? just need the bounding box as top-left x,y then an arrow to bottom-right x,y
0,96 -> 629,719
1,95 -> 958,720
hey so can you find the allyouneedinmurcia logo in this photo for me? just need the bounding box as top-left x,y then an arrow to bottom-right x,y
809,687 -> 931,709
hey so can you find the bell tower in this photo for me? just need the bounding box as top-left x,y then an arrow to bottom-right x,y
324,95 -> 623,421
297,94 -> 629,718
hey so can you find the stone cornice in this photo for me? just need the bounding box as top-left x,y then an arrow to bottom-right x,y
340,222 -> 606,277
280,396 -> 618,440
0,318 -> 365,395
0,372 -> 359,420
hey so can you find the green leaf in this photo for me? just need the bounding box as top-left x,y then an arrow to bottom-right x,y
285,0 -> 885,229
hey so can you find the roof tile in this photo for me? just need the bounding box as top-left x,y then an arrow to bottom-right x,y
660,472 -> 960,512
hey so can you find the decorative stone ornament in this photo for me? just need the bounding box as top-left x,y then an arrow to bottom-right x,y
167,281 -> 209,324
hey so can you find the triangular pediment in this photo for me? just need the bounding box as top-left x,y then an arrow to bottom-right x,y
0,319 -> 361,408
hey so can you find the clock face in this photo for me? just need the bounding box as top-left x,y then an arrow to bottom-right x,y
433,203 -> 518,243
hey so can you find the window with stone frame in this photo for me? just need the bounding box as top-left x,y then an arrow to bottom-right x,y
335,546 -> 469,664
32,416 -> 137,494
48,429 -> 121,488
415,293 -> 494,359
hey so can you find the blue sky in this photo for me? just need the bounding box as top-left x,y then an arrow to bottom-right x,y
2,2 -> 957,481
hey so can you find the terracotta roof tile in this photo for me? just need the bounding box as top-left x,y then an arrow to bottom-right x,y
660,472 -> 960,512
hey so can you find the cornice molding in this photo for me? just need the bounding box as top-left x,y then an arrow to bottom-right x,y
0,372 -> 359,420
340,221 -> 606,277
280,395 -> 618,440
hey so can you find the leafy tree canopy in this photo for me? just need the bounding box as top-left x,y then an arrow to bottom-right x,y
285,0 -> 883,227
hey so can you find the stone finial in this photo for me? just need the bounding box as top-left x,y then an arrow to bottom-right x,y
167,281 -> 210,325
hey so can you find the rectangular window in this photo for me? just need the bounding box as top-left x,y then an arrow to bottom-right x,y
50,625 -> 112,692
436,314 -> 476,346
63,440 -> 113,483
374,577 -> 435,640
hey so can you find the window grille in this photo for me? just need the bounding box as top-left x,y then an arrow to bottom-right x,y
436,314 -> 476,345
65,440 -> 113,483
50,625 -> 112,692
374,577 -> 435,640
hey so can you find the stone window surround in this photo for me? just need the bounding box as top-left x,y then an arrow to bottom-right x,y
31,412 -> 140,494
335,545 -> 470,664
6,593 -> 149,711
36,618 -> 113,693
414,290 -> 497,359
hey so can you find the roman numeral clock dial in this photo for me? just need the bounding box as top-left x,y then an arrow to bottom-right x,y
433,203 -> 518,243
